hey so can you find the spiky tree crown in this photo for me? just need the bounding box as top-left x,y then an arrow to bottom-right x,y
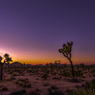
4,53 -> 9,58
58,41 -> 73,59
4,53 -> 12,64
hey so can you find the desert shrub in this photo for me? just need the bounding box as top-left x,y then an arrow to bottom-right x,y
63,71 -> 70,77
48,89 -> 64,95
26,84 -> 31,88
82,76 -> 86,78
28,89 -> 40,95
25,80 -> 29,83
93,74 -> 95,77
18,81 -> 23,86
91,69 -> 95,73
36,78 -> 39,80
74,70 -> 83,77
52,76 -> 61,80
15,81 -> 19,84
51,85 -> 58,89
46,69 -> 49,74
12,73 -> 17,76
44,82 -> 50,86
35,88 -> 41,92
65,89 -> 74,93
23,83 -> 26,88
10,89 -> 26,95
0,85 -> 3,88
53,72 -> 57,76
41,73 -> 47,80
1,87 -> 8,91
68,88 -> 95,95
18,78 -> 29,83
23,83 -> 31,88
34,81 -> 37,83
75,85 -> 81,89
28,70 -> 32,73
68,79 -> 95,95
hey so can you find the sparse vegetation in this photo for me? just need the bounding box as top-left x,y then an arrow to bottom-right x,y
0,52 -> 95,95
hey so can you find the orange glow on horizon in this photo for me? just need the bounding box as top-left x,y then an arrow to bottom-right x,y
0,48 -> 95,65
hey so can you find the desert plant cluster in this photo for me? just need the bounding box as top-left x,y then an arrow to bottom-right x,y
0,62 -> 94,95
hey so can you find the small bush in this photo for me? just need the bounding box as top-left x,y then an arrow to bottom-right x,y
25,80 -> 29,83
12,74 -> 17,76
51,85 -> 58,89
36,78 -> 39,80
18,81 -> 23,86
10,89 -> 26,95
44,82 -> 50,86
52,76 -> 61,80
1,87 -> 8,91
15,81 -> 19,84
27,84 -> 31,88
48,89 -> 64,95
28,89 -> 40,95
41,73 -> 47,80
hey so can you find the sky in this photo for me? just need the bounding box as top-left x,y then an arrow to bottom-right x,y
0,0 -> 95,65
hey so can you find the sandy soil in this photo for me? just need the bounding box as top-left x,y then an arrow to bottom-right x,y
0,74 -> 94,95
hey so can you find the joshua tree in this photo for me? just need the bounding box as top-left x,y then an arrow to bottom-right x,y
58,41 -> 75,77
4,53 -> 12,68
0,54 -> 12,81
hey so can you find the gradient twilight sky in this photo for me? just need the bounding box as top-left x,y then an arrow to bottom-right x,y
0,0 -> 95,65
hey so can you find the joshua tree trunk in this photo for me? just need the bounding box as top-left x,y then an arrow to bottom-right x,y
1,67 -> 3,80
68,58 -> 75,77
0,65 -> 3,81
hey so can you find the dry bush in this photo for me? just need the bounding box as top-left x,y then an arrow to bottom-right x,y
51,85 -> 58,89
48,88 -> 63,95
28,89 -> 40,95
43,82 -> 50,86
52,76 -> 61,80
18,81 -> 23,86
25,80 -> 29,83
1,87 -> 8,91
41,73 -> 47,80
10,89 -> 26,95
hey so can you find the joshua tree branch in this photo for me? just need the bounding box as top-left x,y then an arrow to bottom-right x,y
62,53 -> 67,57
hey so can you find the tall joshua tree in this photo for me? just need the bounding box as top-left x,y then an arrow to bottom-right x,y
58,41 -> 75,77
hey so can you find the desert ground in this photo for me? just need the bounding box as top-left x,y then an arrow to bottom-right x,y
0,64 -> 95,95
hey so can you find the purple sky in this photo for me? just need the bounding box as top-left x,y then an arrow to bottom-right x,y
0,0 -> 95,64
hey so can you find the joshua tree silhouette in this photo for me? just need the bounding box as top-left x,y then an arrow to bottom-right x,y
4,53 -> 12,67
58,41 -> 75,77
0,53 -> 13,81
